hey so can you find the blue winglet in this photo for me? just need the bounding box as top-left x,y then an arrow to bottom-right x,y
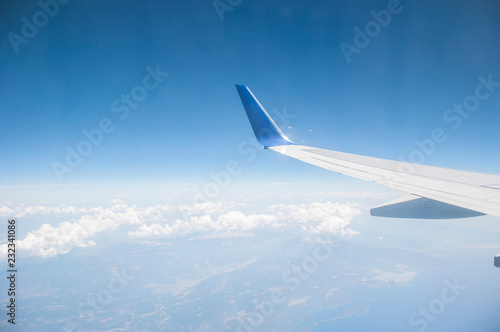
235,84 -> 295,148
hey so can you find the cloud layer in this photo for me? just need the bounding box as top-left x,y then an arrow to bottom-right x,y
0,200 -> 361,258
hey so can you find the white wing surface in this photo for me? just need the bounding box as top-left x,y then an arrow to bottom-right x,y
236,84 -> 500,219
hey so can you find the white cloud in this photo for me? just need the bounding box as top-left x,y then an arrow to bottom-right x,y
7,201 -> 160,257
130,201 -> 360,238
0,200 -> 361,258
366,265 -> 419,286
287,297 -> 310,307
128,211 -> 280,238
270,202 -> 361,235
0,206 -> 15,215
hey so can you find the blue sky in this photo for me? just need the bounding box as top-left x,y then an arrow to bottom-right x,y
1,0 -> 499,188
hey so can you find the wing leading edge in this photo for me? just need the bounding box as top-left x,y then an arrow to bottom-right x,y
236,84 -> 500,219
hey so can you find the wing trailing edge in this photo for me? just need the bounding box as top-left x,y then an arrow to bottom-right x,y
370,195 -> 485,219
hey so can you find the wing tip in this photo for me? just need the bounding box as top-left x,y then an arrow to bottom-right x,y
235,84 -> 295,147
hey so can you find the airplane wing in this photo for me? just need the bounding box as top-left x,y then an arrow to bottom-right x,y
236,84 -> 500,219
